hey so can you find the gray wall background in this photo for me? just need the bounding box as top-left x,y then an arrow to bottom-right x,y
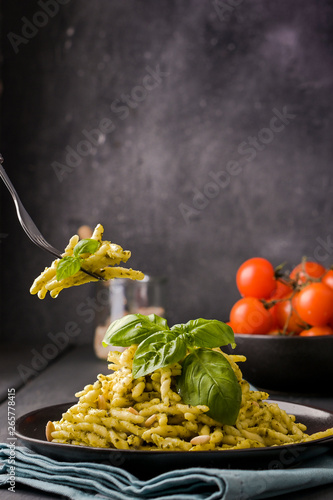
1,0 -> 333,346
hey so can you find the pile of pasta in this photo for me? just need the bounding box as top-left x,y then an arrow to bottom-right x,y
46,346 -> 333,451
30,224 -> 144,299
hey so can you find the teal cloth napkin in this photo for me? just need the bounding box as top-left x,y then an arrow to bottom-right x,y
1,443 -> 333,500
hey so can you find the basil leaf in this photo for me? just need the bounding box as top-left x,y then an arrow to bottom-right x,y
73,238 -> 101,257
176,348 -> 242,425
170,324 -> 187,335
178,318 -> 236,349
102,314 -> 164,347
132,331 -> 187,378
147,313 -> 169,329
56,256 -> 81,281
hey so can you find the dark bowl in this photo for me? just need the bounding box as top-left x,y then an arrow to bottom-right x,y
222,334 -> 333,395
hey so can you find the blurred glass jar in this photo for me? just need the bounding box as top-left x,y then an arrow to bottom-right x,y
93,275 -> 167,359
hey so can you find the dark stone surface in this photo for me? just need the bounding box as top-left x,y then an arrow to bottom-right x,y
1,0 -> 333,344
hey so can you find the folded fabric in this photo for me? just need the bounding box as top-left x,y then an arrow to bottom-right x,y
1,443 -> 333,500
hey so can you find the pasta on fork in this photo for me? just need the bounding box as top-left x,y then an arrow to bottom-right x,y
30,224 -> 144,299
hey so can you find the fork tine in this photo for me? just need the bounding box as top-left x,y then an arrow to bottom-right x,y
33,237 -> 62,258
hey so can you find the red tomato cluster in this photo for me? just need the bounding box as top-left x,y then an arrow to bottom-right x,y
228,258 -> 333,336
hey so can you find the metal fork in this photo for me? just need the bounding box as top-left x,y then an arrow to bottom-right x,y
0,154 -> 103,280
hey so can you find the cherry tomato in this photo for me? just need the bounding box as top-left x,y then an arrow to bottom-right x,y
290,261 -> 325,284
236,258 -> 276,299
299,326 -> 333,337
267,281 -> 293,330
274,294 -> 308,334
269,279 -> 292,300
230,297 -> 272,334
296,282 -> 333,326
268,307 -> 279,330
267,329 -> 283,336
322,270 -> 333,290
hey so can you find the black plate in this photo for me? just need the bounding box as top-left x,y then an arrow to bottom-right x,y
16,400 -> 333,479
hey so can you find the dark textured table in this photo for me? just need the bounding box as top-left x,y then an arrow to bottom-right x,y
1,343 -> 333,500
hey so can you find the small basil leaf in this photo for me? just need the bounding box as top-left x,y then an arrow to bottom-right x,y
170,324 -> 187,335
176,348 -> 242,425
56,256 -> 81,281
102,314 -> 163,347
132,331 -> 187,379
180,318 -> 236,349
73,238 -> 101,257
147,313 -> 169,329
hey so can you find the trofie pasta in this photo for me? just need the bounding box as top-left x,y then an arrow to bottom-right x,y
46,345 -> 333,451
30,224 -> 144,299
